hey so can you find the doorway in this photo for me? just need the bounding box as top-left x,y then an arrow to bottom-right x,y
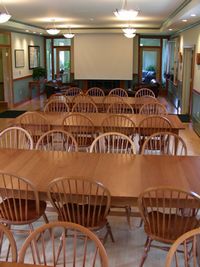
53,47 -> 71,83
181,47 -> 194,114
139,47 -> 161,83
0,47 -> 12,106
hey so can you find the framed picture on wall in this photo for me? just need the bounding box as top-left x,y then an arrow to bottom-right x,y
28,45 -> 40,69
15,49 -> 24,68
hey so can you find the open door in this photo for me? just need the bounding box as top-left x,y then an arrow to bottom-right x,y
139,47 -> 161,83
0,47 -> 12,108
181,47 -> 194,114
53,47 -> 71,83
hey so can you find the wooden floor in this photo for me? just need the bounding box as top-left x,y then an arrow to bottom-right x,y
0,95 -> 200,266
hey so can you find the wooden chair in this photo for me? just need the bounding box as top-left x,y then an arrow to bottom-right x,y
44,99 -> 70,113
0,172 -> 48,236
65,87 -> 82,96
47,178 -> 114,244
141,132 -> 187,155
108,88 -> 128,97
0,224 -> 17,262
102,95 -> 124,112
138,187 -> 200,267
19,221 -> 108,267
35,130 -> 78,152
139,102 -> 168,115
86,87 -> 105,96
135,95 -> 158,113
90,132 -> 136,228
72,95 -> 98,113
90,132 -> 136,154
135,88 -> 156,98
0,126 -> 33,150
138,115 -> 172,153
49,93 -> 70,103
62,113 -> 95,151
165,227 -> 200,267
101,114 -> 136,138
107,101 -> 134,114
19,111 -> 51,146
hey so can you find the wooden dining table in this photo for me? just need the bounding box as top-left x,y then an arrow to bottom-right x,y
25,112 -> 184,135
67,95 -> 159,112
0,149 -> 199,209
0,263 -> 45,267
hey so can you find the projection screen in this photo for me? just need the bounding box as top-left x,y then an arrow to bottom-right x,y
74,34 -> 133,80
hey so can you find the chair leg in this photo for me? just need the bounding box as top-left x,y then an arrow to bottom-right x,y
125,206 -> 132,229
43,213 -> 49,224
106,222 -> 115,243
29,224 -> 41,265
139,236 -> 152,267
138,218 -> 143,228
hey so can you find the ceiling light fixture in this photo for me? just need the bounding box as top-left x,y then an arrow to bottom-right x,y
124,33 -> 136,38
0,0 -> 11,23
191,14 -> 196,17
114,0 -> 138,20
63,28 -> 75,39
122,26 -> 136,34
46,19 -> 60,35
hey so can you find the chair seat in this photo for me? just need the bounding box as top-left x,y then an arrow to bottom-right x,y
58,203 -> 108,228
144,211 -> 200,242
0,198 -> 47,224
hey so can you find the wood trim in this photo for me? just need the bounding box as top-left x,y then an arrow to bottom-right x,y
189,47 -> 195,116
13,75 -> 32,81
192,88 -> 200,95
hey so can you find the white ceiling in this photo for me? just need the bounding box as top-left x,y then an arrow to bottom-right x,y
0,0 -> 200,36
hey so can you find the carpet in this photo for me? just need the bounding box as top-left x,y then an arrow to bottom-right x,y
0,110 -> 26,118
177,114 -> 190,123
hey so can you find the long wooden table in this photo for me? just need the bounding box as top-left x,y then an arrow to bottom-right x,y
0,263 -> 45,267
67,95 -> 156,105
67,95 -> 160,112
0,149 -> 199,207
38,112 -> 185,134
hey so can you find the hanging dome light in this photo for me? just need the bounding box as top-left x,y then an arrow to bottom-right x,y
46,19 -> 60,35
114,0 -> 138,20
0,13 -> 11,23
0,1 -> 11,23
122,27 -> 136,35
63,28 -> 75,39
46,28 -> 60,35
63,33 -> 74,39
124,33 -> 136,38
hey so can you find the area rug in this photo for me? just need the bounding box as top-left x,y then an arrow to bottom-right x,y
0,110 -> 26,118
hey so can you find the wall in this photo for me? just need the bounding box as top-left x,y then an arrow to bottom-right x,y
11,32 -> 44,104
178,24 -> 200,92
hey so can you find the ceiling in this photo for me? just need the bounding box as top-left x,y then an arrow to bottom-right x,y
0,0 -> 200,36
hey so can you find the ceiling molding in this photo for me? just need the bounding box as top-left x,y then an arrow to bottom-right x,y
161,0 -> 192,28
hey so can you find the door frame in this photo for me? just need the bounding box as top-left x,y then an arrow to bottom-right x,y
181,46 -> 195,115
139,46 -> 162,83
53,46 -> 71,80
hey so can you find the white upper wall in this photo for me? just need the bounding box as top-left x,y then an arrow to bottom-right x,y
179,24 -> 200,92
11,32 -> 44,79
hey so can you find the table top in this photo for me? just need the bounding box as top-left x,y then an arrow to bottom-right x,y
15,112 -> 184,132
0,263 -> 45,267
40,112 -> 184,131
67,96 -> 157,105
0,149 -> 199,205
